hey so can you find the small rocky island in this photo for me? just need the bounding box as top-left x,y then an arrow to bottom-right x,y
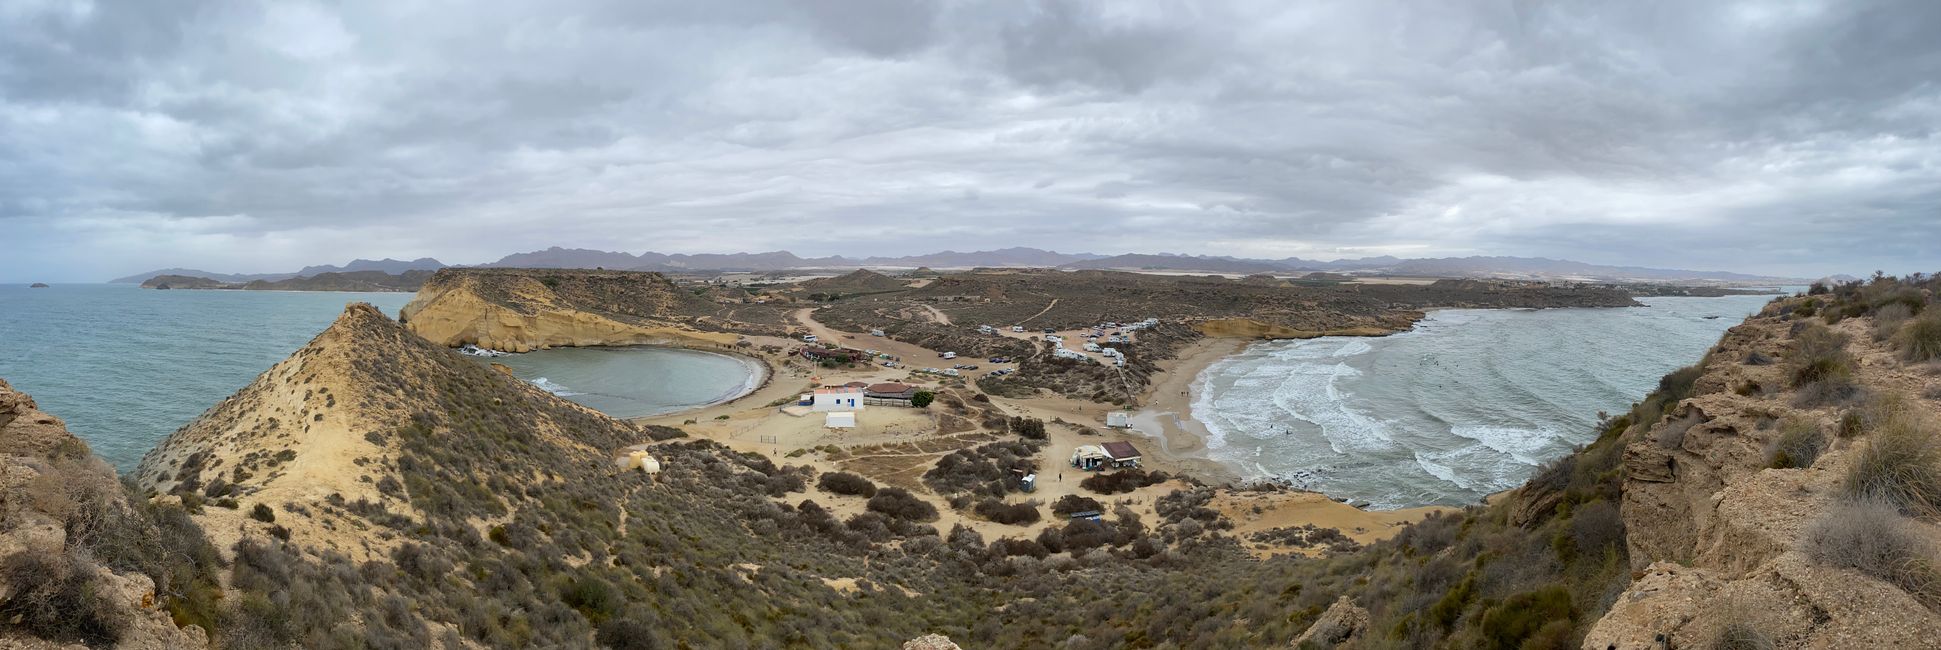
28,282 -> 49,288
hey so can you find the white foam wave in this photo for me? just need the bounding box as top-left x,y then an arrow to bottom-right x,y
528,377 -> 581,397
1449,424 -> 1556,466
1330,339 -> 1373,357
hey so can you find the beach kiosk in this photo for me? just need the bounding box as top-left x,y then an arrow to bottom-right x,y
1070,445 -> 1110,471
825,411 -> 856,429
1102,441 -> 1143,468
1105,411 -> 1131,428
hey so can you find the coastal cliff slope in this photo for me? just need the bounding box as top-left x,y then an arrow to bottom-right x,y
133,303 -> 635,561
399,267 -> 734,351
1583,283 -> 1941,648
1,379 -> 220,649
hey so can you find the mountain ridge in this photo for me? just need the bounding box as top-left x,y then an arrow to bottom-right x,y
113,247 -> 1804,284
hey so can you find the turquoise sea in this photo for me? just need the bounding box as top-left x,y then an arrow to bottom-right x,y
0,284 -> 758,470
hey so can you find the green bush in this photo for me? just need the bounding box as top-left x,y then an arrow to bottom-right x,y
973,499 -> 1041,526
1477,586 -> 1574,650
1767,419 -> 1827,469
866,487 -> 938,523
250,502 -> 277,523
816,471 -> 878,498
910,390 -> 935,408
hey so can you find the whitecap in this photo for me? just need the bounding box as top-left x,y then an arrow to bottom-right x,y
528,377 -> 581,397
1448,424 -> 1557,466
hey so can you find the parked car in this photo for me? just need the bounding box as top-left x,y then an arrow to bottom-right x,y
801,334 -> 817,342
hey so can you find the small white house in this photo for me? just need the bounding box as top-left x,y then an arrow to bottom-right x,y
812,388 -> 865,412
1106,411 -> 1131,428
825,411 -> 856,429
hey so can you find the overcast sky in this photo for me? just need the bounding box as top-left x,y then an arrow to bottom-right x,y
3,1 -> 1938,281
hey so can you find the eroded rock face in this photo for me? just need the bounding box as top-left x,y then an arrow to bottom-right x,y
400,268 -> 735,352
0,379 -> 210,650
901,633 -> 962,649
1592,312 -> 1941,648
1290,596 -> 1368,648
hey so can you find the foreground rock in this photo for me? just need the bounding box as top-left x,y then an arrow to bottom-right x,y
0,380 -> 211,650
1586,292 -> 1941,648
400,267 -> 736,352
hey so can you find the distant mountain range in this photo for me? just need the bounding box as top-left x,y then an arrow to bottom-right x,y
111,258 -> 447,284
111,248 -> 1802,285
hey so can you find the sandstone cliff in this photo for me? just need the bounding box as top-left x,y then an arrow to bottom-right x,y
0,380 -> 216,649
1583,289 -> 1941,648
399,267 -> 735,352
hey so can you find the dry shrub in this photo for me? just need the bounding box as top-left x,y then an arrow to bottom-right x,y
1700,596 -> 1779,650
1898,311 -> 1941,363
1842,410 -> 1941,516
816,471 -> 878,498
973,499 -> 1041,526
1766,418 -> 1826,469
1801,500 -> 1941,609
1874,303 -> 1914,342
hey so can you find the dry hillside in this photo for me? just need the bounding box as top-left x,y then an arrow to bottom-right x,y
399,267 -> 737,351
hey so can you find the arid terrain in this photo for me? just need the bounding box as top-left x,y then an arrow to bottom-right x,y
3,269 -> 1936,649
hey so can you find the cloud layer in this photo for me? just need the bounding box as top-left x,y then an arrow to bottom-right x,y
2,0 -> 1937,280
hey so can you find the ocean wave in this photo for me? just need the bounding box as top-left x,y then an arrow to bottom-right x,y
528,377 -> 581,397
1448,424 -> 1555,466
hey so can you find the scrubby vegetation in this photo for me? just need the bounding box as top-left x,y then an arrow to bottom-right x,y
1767,418 -> 1827,469
973,498 -> 1042,526
1841,407 -> 1941,516
1802,500 -> 1941,609
1080,468 -> 1171,495
816,471 -> 878,497
922,439 -> 1043,498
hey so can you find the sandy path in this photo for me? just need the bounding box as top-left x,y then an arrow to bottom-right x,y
1016,298 -> 1059,326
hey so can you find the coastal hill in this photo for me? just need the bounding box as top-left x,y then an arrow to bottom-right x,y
5,275 -> 1936,647
139,270 -> 430,292
399,267 -> 737,352
111,258 -> 446,284
140,274 -> 231,290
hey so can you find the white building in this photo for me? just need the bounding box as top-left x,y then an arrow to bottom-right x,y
812,388 -> 865,412
1106,411 -> 1130,428
825,412 -> 856,429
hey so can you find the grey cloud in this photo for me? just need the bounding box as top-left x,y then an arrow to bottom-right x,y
1,0 -> 1938,282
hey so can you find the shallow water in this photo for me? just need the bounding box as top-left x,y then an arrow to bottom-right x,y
468,346 -> 762,419
1191,294 -> 1783,509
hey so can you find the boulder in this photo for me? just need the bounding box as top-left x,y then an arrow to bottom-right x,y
1290,596 -> 1367,648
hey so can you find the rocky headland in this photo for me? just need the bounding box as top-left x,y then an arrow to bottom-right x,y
399,267 -> 738,352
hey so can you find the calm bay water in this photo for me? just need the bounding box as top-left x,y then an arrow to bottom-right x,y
0,284 -> 757,470
1192,294 -> 1783,509
470,346 -> 764,420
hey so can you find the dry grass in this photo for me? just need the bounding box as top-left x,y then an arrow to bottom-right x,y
1766,418 -> 1827,469
1842,409 -> 1941,516
1801,499 -> 1941,609
1898,311 -> 1941,363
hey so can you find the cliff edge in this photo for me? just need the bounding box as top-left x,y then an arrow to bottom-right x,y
1585,283 -> 1941,648
1,379 -> 216,649
399,267 -> 735,352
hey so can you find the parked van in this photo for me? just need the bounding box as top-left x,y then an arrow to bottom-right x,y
802,334 -> 818,343
942,352 -> 957,360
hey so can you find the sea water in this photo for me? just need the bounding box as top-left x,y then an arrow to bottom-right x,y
0,284 -> 759,470
1191,294 -> 1783,509
471,346 -> 763,420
